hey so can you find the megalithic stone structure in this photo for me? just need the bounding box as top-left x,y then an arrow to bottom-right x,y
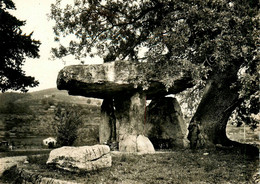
57,60 -> 193,152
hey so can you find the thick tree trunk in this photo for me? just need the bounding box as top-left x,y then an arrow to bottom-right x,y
188,64 -> 241,148
188,64 -> 259,156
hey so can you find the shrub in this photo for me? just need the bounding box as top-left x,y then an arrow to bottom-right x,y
53,104 -> 83,146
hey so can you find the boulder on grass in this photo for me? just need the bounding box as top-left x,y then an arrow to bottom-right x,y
119,135 -> 155,153
0,156 -> 27,177
119,135 -> 138,152
47,145 -> 111,172
137,135 -> 155,153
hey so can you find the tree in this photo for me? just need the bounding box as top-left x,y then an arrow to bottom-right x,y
0,92 -> 32,114
50,0 -> 259,152
0,0 -> 40,92
53,103 -> 83,146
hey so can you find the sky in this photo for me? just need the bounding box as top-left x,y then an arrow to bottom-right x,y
10,0 -> 102,92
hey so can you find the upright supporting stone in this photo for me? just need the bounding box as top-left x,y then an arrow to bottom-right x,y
100,98 -> 116,144
114,92 -> 146,139
146,97 -> 189,148
114,92 -> 154,152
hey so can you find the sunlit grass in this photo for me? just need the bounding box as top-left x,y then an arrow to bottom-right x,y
2,148 -> 257,184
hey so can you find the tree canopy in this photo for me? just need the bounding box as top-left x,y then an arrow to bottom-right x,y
50,0 -> 259,129
0,0 -> 41,92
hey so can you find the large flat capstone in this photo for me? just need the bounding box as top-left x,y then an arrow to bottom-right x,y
57,60 -> 193,99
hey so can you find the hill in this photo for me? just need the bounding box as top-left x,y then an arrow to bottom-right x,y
0,88 -> 102,148
0,88 -> 102,110
28,88 -> 100,105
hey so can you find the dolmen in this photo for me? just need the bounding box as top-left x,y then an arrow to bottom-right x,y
57,60 -> 193,152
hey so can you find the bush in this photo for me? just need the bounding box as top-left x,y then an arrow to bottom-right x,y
53,104 -> 83,146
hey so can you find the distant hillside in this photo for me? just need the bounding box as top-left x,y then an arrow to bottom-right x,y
0,88 -> 102,109
27,88 -> 102,105
0,88 -> 102,147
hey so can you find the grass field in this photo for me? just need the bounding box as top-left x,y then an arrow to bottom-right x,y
2,148 -> 258,184
0,124 -> 259,183
0,149 -> 51,158
227,124 -> 259,146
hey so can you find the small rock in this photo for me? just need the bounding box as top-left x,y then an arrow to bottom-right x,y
24,160 -> 29,164
203,152 -> 209,156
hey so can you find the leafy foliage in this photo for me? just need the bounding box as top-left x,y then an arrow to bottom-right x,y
235,59 -> 260,129
50,0 -> 257,67
175,81 -> 205,122
0,0 -> 40,92
230,92 -> 260,130
50,0 -> 259,128
53,103 -> 83,146
0,92 -> 32,114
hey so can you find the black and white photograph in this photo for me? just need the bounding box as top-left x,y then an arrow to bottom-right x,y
0,0 -> 259,183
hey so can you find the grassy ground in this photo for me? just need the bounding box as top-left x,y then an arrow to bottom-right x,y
227,124 -> 259,146
2,148 -> 258,184
0,125 -> 258,183
0,149 -> 51,158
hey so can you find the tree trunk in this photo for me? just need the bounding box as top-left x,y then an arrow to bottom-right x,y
188,64 -> 259,156
188,64 -> 241,148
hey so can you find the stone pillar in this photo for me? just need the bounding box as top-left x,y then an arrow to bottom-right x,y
114,92 -> 155,152
114,92 -> 146,139
146,97 -> 189,149
99,98 -> 116,144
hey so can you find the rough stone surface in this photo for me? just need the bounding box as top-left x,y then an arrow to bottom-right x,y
114,92 -> 146,140
0,156 -> 27,177
99,92 -> 148,149
119,135 -> 138,152
145,97 -> 189,148
119,135 -> 155,153
57,60 -> 193,152
2,166 -> 80,184
137,135 -> 156,153
57,60 -> 193,99
47,145 -> 112,172
100,98 -> 116,144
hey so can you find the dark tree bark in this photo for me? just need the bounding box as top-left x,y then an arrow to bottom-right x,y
188,64 -> 258,156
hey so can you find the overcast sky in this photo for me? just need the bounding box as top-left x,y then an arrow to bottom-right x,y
11,0 -> 102,92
